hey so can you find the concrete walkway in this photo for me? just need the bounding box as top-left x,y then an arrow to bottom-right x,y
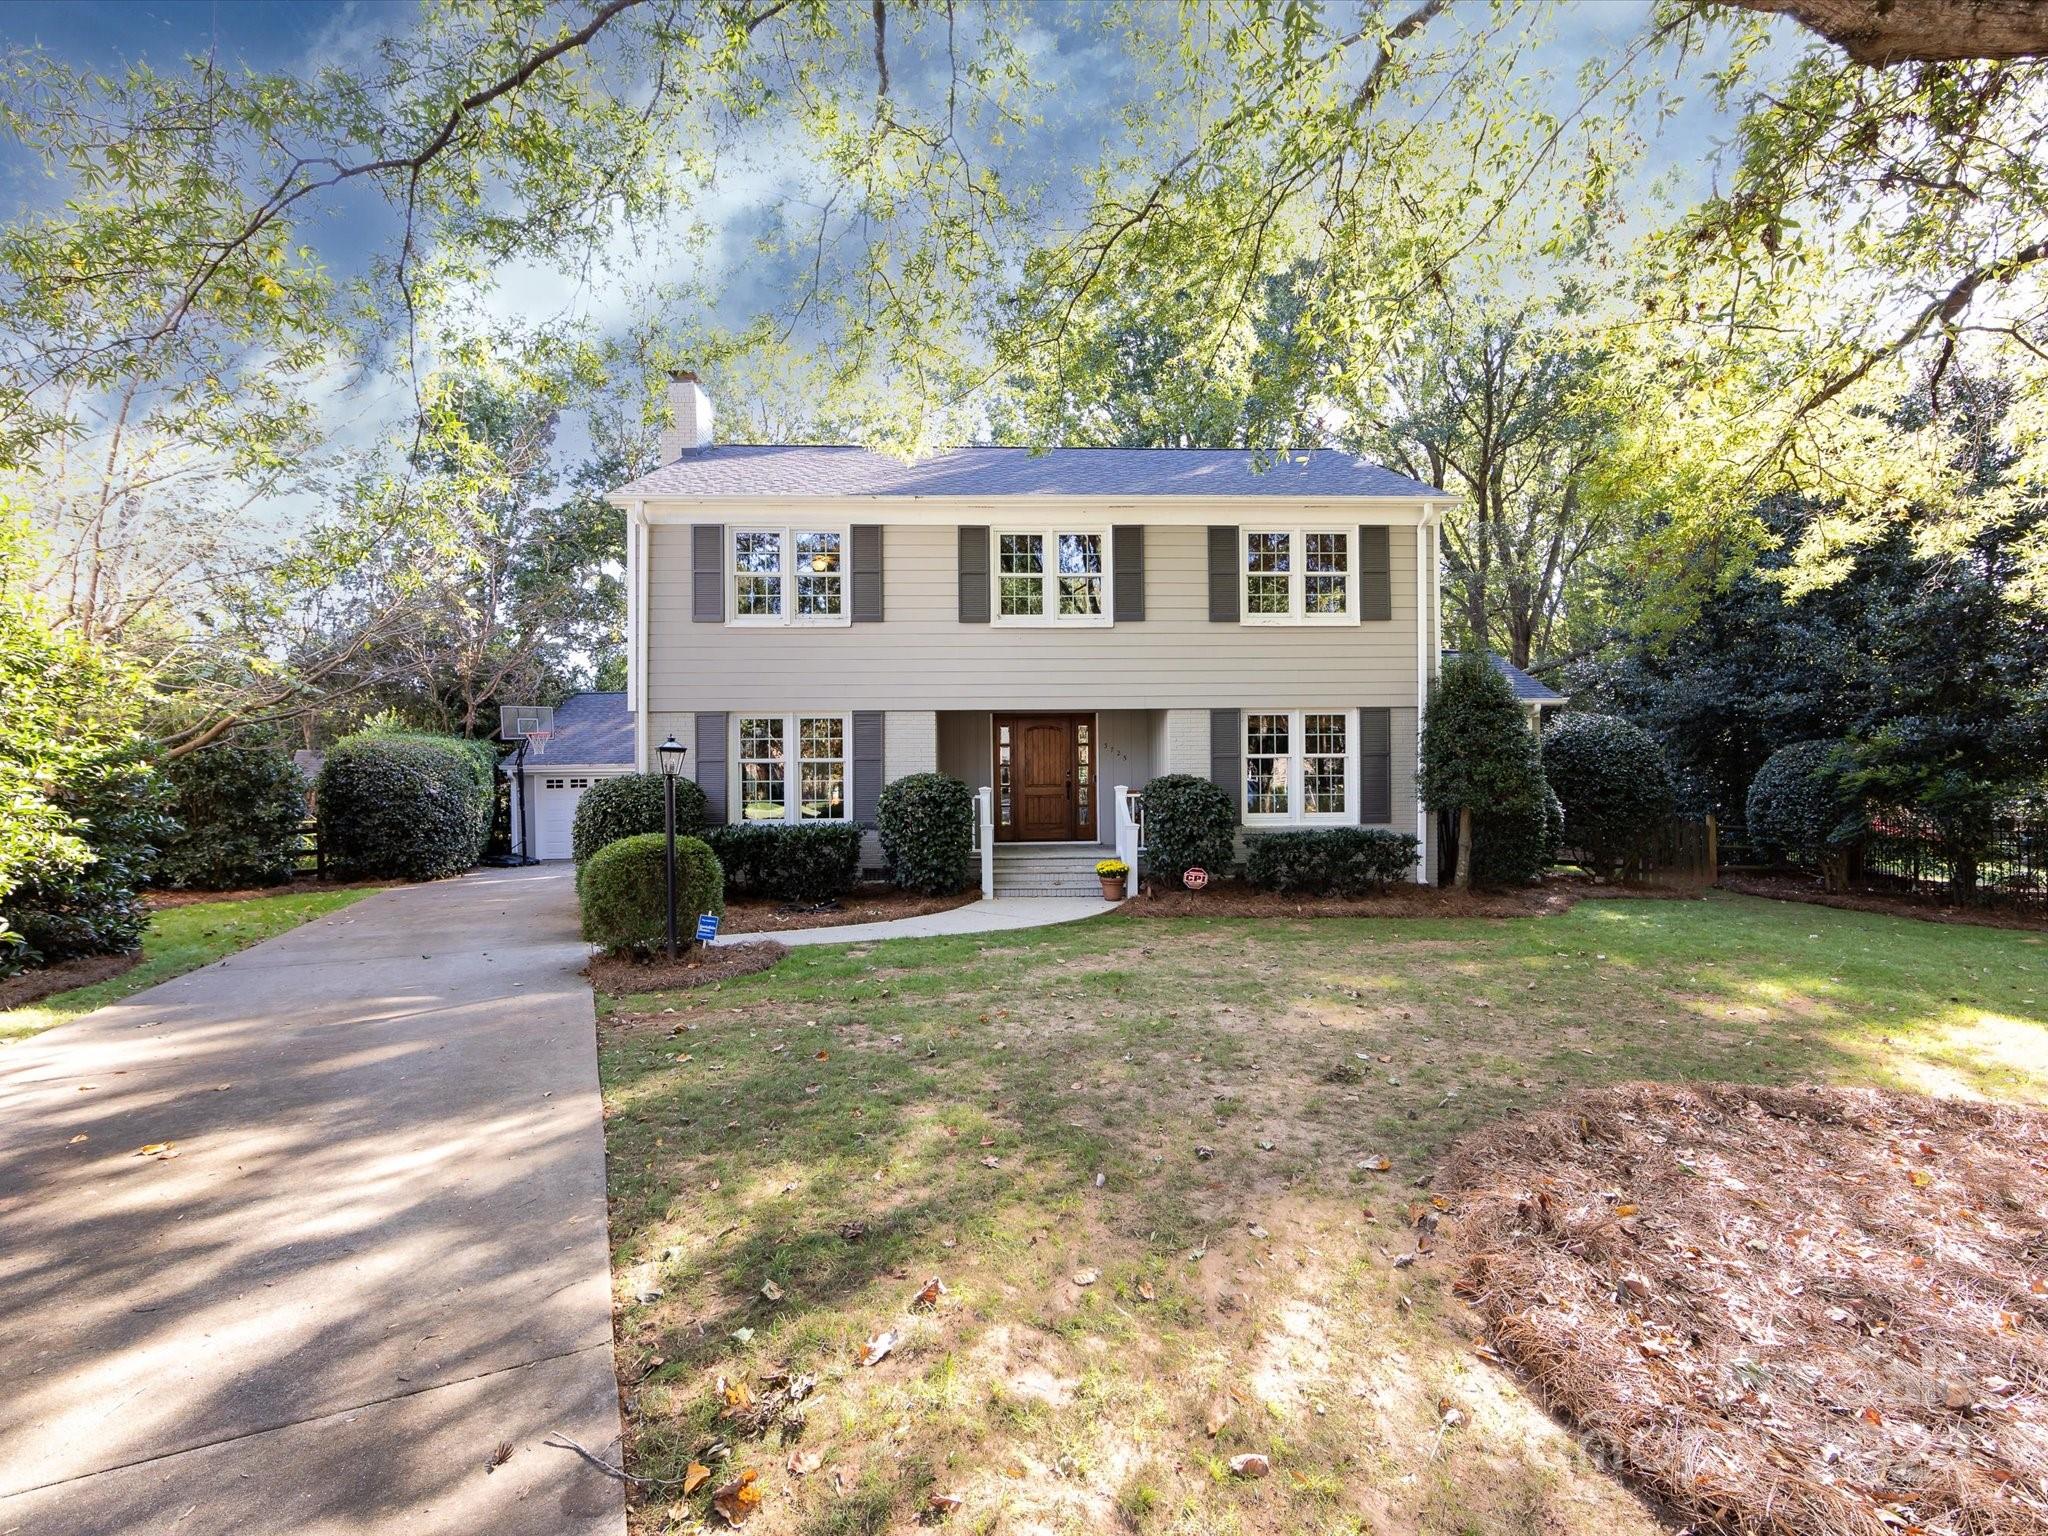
719,895 -> 1120,948
0,867 -> 622,1536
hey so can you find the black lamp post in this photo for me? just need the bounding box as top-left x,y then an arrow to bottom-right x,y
658,735 -> 688,959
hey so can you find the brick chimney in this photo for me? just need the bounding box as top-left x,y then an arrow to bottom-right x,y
658,370 -> 715,459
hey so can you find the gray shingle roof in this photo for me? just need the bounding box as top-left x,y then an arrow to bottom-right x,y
1443,651 -> 1567,705
527,691 -> 634,767
612,444 -> 1444,501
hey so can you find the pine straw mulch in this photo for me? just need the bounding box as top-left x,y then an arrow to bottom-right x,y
1718,873 -> 2048,935
719,885 -> 977,934
1125,873 -> 1696,920
0,949 -> 143,1011
584,941 -> 787,997
1436,1083 -> 2048,1536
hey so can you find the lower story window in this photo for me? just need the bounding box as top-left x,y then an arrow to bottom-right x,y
1245,709 -> 1351,823
738,714 -> 849,823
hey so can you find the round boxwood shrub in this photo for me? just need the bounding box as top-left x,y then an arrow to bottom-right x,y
578,832 -> 723,955
876,773 -> 975,894
569,772 -> 708,865
1140,774 -> 1237,885
704,822 -> 863,902
1746,740 -> 1865,888
318,730 -> 496,881
1540,712 -> 1677,874
158,741 -> 307,889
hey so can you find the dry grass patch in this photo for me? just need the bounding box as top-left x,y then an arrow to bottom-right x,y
1441,1083 -> 2048,1536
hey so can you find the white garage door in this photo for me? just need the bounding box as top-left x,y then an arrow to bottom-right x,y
532,774 -> 599,861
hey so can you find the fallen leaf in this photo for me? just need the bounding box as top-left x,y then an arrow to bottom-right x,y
712,1468 -> 761,1524
1361,1155 -> 1392,1172
861,1330 -> 897,1366
135,1143 -> 173,1157
684,1462 -> 712,1495
980,1156 -> 1000,1168
68,1134 -> 88,1145
788,1448 -> 823,1476
911,1276 -> 946,1309
761,1280 -> 785,1302
1072,1268 -> 1099,1287
1136,1280 -> 1156,1302
928,1493 -> 964,1516
1227,1453 -> 1270,1478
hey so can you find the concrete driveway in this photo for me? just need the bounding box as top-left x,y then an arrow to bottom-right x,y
0,867 -> 623,1536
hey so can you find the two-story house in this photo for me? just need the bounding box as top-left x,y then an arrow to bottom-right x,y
604,372 -> 1451,891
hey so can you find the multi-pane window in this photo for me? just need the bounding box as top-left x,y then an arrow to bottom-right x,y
737,715 -> 849,823
994,529 -> 1110,622
1243,531 -> 1352,623
1245,710 -> 1353,823
738,716 -> 787,820
731,529 -> 845,623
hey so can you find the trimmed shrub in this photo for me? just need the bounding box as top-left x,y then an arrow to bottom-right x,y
1419,652 -> 1548,888
158,742 -> 307,890
1746,740 -> 1865,888
1140,774 -> 1237,884
579,832 -> 723,955
876,773 -> 975,894
704,822 -> 864,903
569,772 -> 708,866
317,730 -> 497,880
1541,712 -> 1677,873
1468,784 -> 1563,888
1244,828 -> 1420,896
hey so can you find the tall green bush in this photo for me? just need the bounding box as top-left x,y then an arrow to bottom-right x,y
1419,652 -> 1548,888
704,822 -> 863,903
1140,774 -> 1237,885
158,741 -> 307,889
875,773 -> 975,894
318,730 -> 497,880
569,772 -> 708,865
1540,712 -> 1677,874
1746,740 -> 1865,890
579,832 -> 723,955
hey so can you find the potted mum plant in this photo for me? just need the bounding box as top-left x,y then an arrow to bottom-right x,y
1095,857 -> 1129,900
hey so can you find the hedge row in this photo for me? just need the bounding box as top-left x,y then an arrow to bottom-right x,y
317,730 -> 497,880
158,741 -> 307,890
703,822 -> 863,903
1244,828 -> 1420,896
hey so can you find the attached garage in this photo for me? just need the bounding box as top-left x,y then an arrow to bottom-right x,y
506,692 -> 636,862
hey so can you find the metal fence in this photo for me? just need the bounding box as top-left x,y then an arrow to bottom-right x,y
1720,804 -> 2048,910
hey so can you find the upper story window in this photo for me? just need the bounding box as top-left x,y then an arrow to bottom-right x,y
1244,709 -> 1354,825
995,529 -> 1108,624
732,528 -> 846,625
1243,530 -> 1351,624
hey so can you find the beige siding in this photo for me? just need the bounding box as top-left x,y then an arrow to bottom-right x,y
645,522 -> 1419,711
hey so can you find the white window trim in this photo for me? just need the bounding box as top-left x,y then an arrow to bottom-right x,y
1240,529 -> 1355,627
990,526 -> 1114,627
731,712 -> 854,824
728,526 -> 853,628
1242,708 -> 1360,828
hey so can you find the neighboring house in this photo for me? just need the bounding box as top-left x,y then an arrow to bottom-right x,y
506,690 -> 637,861
608,373 -> 1454,889
1443,651 -> 1568,732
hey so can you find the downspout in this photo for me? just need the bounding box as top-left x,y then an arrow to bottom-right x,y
630,500 -> 649,772
1415,511 -> 1431,884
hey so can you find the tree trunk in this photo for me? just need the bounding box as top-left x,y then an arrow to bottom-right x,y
1455,805 -> 1473,891
1722,0 -> 2048,65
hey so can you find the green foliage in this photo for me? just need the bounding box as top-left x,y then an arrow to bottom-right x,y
570,773 -> 707,866
875,773 -> 975,895
157,741 -> 307,890
1746,742 -> 1865,872
1139,774 -> 1238,884
1419,653 -> 1549,886
1467,784 -> 1563,889
0,501 -> 171,971
579,833 -> 723,957
1243,829 -> 1420,896
1540,712 -> 1676,872
317,730 -> 496,881
704,823 -> 863,904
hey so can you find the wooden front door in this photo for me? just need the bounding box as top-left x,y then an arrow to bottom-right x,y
994,714 -> 1095,842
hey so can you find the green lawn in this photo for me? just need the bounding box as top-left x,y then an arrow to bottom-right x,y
598,892 -> 2048,1536
0,887 -> 378,1041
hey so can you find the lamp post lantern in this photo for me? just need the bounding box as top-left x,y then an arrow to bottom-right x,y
658,735 -> 688,960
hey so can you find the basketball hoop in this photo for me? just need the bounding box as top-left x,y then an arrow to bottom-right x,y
498,703 -> 556,750
524,728 -> 553,757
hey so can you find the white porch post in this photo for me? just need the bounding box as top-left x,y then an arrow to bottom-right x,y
975,786 -> 995,899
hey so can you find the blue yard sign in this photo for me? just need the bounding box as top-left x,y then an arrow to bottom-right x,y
695,912 -> 721,943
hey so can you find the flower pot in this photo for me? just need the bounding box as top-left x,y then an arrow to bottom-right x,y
1099,875 -> 1127,901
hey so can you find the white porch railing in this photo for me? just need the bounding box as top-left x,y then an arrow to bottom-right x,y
974,785 -> 995,899
1114,784 -> 1144,881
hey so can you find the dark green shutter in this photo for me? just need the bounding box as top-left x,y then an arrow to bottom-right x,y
1112,525 -> 1145,620
1357,707 -> 1392,824
692,525 -> 725,623
694,713 -> 727,823
1358,525 -> 1392,622
851,525 -> 884,623
1210,708 -> 1240,822
958,526 -> 990,623
852,712 -> 884,824
1207,527 -> 1239,622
